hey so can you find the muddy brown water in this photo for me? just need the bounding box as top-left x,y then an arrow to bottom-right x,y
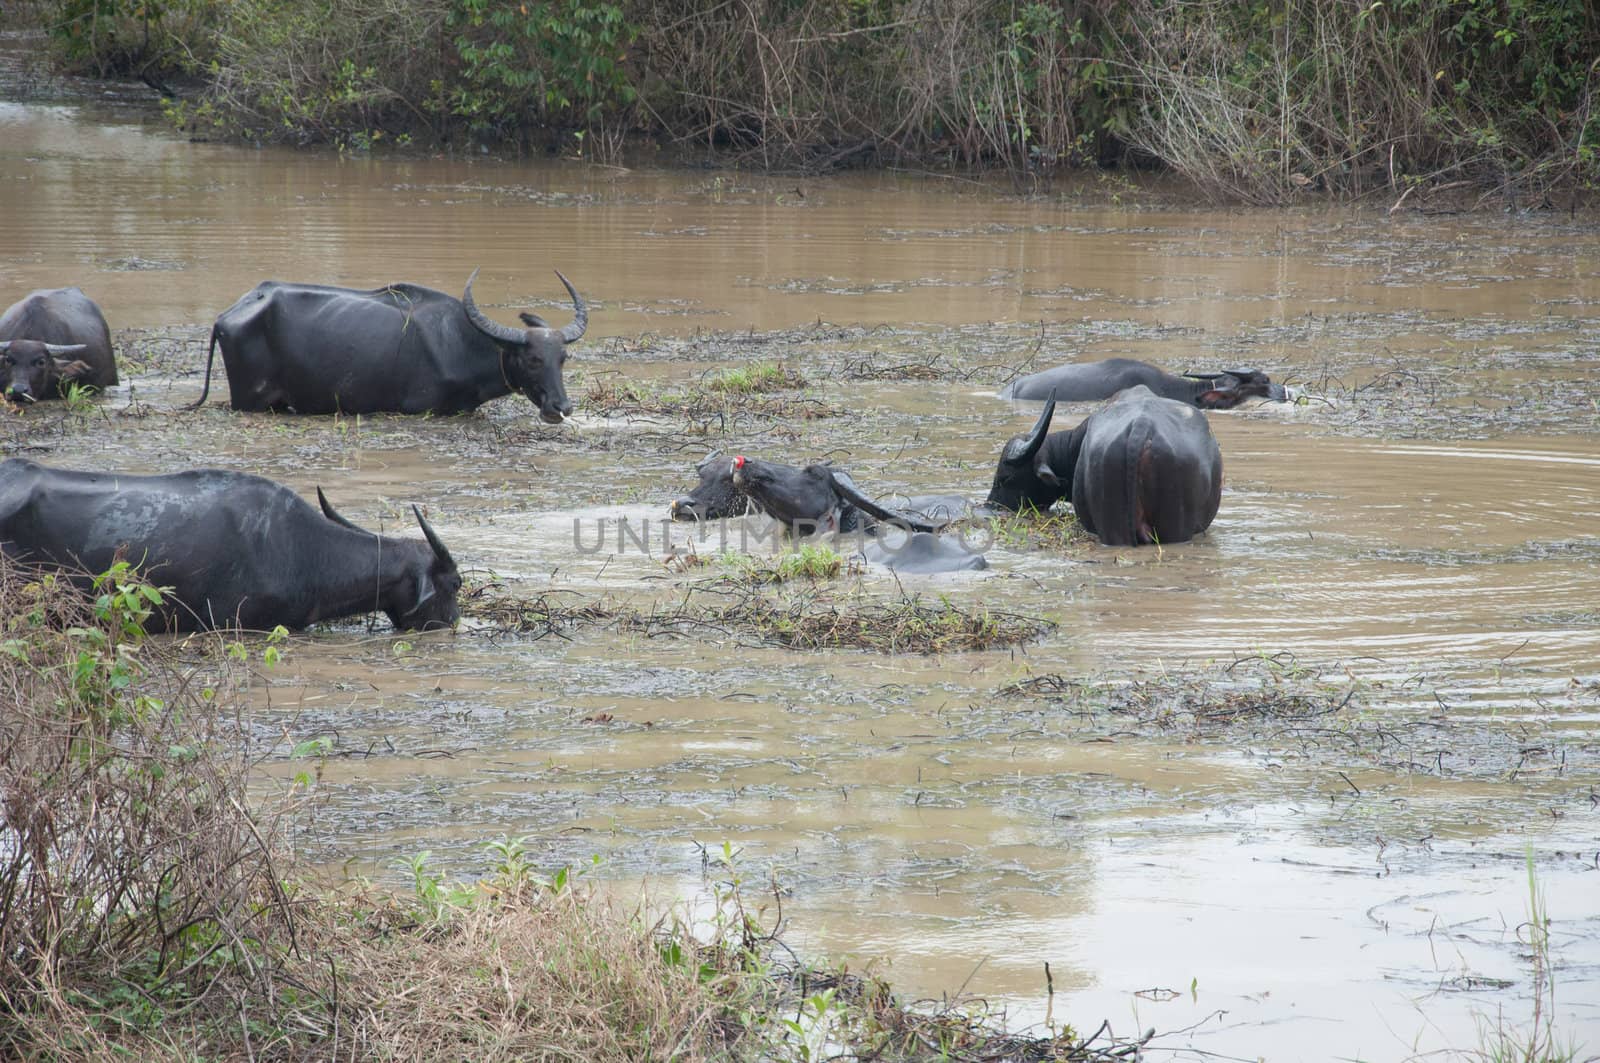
4,47 -> 1600,1061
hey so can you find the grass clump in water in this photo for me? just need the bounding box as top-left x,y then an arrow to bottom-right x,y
715,544 -> 857,584
980,509 -> 1093,553
624,586 -> 1052,654
463,579 -> 1050,654
701,362 -> 806,394
584,363 -> 839,424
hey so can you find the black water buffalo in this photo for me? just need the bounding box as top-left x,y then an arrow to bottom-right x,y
191,269 -> 585,420
0,459 -> 461,632
1000,357 -> 1287,409
671,453 -> 985,571
987,386 -> 1222,545
0,287 -> 118,403
672,452 -> 947,534
860,530 -> 988,573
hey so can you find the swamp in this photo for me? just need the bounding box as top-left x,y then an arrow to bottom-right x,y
2,24 -> 1598,1063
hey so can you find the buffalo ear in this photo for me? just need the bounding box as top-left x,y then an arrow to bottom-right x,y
412,570 -> 438,609
53,359 -> 93,381
519,311 -> 551,329
1036,462 -> 1060,486
1196,389 -> 1228,407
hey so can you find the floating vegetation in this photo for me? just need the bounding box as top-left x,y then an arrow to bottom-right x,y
464,582 -> 1049,654
999,654 -> 1600,784
1002,666 -> 1353,730
461,583 -> 619,639
619,585 -> 1050,653
978,510 -> 1093,553
584,362 -> 840,423
700,362 -> 807,394
713,544 -> 860,584
830,349 -> 959,381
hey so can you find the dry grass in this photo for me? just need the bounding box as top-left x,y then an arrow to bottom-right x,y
290,883 -> 754,1062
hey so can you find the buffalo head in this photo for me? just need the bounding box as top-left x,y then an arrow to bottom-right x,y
317,489 -> 462,631
986,393 -> 1068,514
462,269 -> 586,424
0,339 -> 92,404
671,450 -> 749,521
398,504 -> 463,630
1184,368 -> 1287,408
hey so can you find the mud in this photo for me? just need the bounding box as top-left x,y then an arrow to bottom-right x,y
4,44 -> 1600,1062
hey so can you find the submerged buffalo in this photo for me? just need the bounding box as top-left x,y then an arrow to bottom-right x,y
672,452 -> 957,533
191,269 -> 585,420
671,453 -> 985,571
0,287 -> 118,404
0,459 -> 461,632
987,387 -> 1223,546
1000,357 -> 1287,409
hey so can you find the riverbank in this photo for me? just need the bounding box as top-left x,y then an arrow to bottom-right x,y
9,0 -> 1598,205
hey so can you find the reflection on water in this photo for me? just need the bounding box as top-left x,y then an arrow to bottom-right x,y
5,64 -> 1600,1059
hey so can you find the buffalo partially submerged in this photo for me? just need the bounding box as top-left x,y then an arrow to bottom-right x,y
1001,357 -> 1287,409
671,452 -> 985,571
0,459 -> 461,632
987,387 -> 1223,546
671,452 -> 955,534
0,287 -> 118,404
192,269 -> 585,420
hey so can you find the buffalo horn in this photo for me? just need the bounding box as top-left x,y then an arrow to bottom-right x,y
828,471 -> 946,535
44,343 -> 90,357
413,504 -> 456,569
555,270 -> 587,344
695,449 -> 724,471
462,268 -> 527,346
316,487 -> 364,531
1002,392 -> 1056,465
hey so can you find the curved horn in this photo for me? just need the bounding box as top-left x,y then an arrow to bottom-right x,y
1002,392 -> 1056,464
695,449 -> 724,471
413,504 -> 456,569
461,268 -> 526,346
555,270 -> 587,344
316,487 -> 364,531
44,343 -> 89,357
829,471 -> 946,535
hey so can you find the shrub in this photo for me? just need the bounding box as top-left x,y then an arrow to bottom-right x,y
0,560 -> 298,1053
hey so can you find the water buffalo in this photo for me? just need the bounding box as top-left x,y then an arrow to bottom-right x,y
1000,357 -> 1287,409
0,458 -> 461,632
860,530 -> 988,573
0,287 -> 118,403
191,269 -> 585,420
671,453 -> 984,571
672,452 -> 948,534
987,386 -> 1223,546
670,450 -> 752,522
